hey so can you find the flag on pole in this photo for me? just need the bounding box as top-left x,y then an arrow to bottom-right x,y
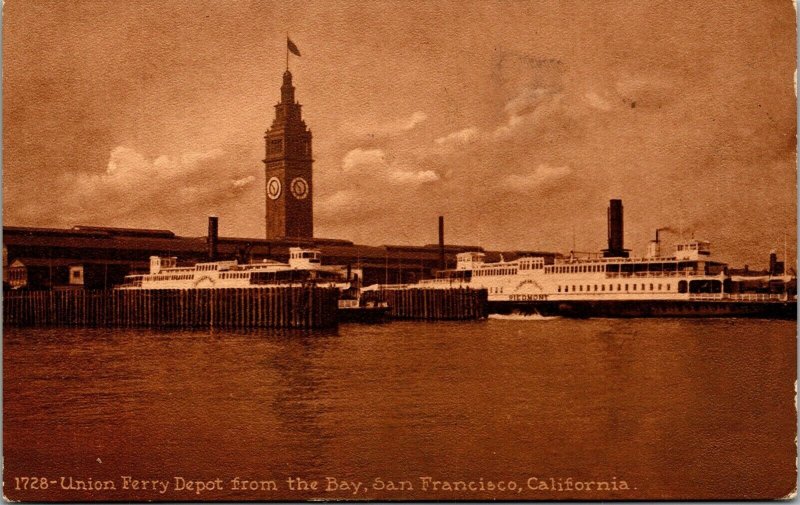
287,37 -> 301,57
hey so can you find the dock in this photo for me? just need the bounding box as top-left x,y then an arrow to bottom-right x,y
3,287 -> 339,329
363,286 -> 488,321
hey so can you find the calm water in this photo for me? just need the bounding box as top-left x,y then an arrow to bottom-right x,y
3,318 -> 796,501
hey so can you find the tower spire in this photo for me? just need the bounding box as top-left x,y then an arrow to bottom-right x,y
281,70 -> 295,104
264,66 -> 314,240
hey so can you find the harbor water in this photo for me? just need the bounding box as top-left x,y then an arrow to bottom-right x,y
3,318 -> 796,500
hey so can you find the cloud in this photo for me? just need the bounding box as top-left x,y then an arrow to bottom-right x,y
499,164 -> 572,191
342,148 -> 386,171
504,87 -> 551,116
46,144 -> 261,231
388,168 -> 439,184
583,91 -> 613,111
493,88 -> 564,138
347,111 -> 429,137
340,148 -> 439,186
434,126 -> 479,146
397,111 -> 429,131
318,189 -> 360,213
101,146 -> 225,184
231,175 -> 255,188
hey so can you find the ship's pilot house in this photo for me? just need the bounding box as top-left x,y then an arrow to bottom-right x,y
674,240 -> 711,261
288,247 -> 321,268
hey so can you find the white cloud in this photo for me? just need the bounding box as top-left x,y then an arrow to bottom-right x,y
435,126 -> 479,146
504,87 -> 550,116
100,146 -> 225,185
389,169 -> 439,184
106,146 -> 148,175
340,147 -> 439,186
231,175 -> 256,188
493,114 -> 526,138
62,145 -> 258,227
500,164 -> 571,191
397,111 -> 429,131
584,91 -> 613,111
348,111 -> 429,137
317,189 -> 362,213
493,88 -> 563,138
342,148 -> 386,171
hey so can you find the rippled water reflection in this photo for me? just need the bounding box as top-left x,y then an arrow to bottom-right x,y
3,318 -> 795,500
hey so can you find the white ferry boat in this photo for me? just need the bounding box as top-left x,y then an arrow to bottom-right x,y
118,247 -> 353,290
117,247 -> 389,321
420,239 -> 795,319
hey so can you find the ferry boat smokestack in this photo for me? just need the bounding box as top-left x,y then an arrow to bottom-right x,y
438,216 -> 445,270
603,199 -> 629,258
207,216 -> 219,261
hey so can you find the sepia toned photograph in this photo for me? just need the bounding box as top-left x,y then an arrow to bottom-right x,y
2,0 -> 797,501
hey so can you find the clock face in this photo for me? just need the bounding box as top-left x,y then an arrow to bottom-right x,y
267,177 -> 282,200
290,177 -> 309,200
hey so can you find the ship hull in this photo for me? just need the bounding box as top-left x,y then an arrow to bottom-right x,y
489,300 -> 797,320
337,306 -> 390,323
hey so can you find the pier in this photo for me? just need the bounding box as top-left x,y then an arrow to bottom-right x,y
363,287 -> 488,321
3,287 -> 339,329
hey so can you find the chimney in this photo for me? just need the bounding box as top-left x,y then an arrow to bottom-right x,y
207,216 -> 219,261
603,199 -> 629,258
769,251 -> 778,275
438,216 -> 445,270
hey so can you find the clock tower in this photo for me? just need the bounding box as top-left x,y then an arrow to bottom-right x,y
264,70 -> 313,239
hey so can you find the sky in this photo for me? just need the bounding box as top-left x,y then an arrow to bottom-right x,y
3,0 -> 796,268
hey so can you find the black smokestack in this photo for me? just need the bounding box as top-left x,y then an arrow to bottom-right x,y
438,215 -> 445,270
603,199 -> 629,258
207,216 -> 219,261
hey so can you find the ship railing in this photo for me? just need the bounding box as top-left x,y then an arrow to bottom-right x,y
727,293 -> 787,302
363,283 -> 416,291
118,279 -> 143,288
689,293 -> 787,302
419,278 -> 462,285
605,271 -> 707,279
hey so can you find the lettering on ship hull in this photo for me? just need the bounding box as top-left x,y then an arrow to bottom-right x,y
509,294 -> 548,301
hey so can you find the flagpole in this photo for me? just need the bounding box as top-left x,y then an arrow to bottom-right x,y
286,34 -> 289,71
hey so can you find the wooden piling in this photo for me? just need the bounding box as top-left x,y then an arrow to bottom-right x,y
362,286 -> 487,321
3,286 -> 339,329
